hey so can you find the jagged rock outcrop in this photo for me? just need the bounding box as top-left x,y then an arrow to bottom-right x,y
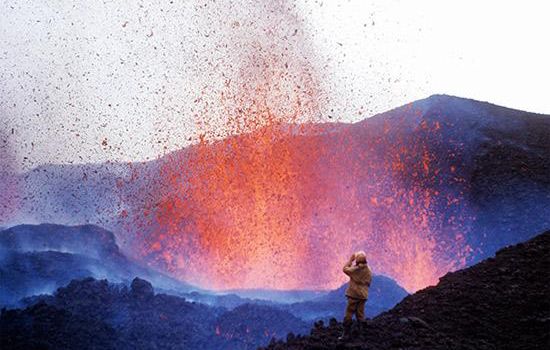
130,277 -> 154,300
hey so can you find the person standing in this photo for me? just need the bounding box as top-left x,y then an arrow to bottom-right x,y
339,251 -> 372,340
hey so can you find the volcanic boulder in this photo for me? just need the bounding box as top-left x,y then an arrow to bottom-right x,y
131,277 -> 154,300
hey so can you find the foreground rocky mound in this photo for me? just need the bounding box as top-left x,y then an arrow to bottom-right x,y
263,231 -> 550,350
217,304 -> 310,349
1,277 -> 222,349
0,277 -> 308,350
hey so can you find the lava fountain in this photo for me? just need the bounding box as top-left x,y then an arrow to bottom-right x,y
120,0 -> 474,292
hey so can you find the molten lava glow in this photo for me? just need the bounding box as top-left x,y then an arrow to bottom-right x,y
124,111 -> 475,292
151,126 -> 330,290
118,1 -> 474,293
137,45 -> 332,289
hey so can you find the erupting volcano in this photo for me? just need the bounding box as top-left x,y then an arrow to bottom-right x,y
88,1 -> 469,293
113,89 -> 549,293
99,2 -> 550,293
2,2 -> 549,350
6,1 -> 549,296
122,97 -> 483,293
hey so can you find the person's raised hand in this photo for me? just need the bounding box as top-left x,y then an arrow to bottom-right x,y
349,253 -> 356,261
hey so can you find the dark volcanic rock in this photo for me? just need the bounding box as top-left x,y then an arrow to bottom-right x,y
0,302 -> 117,350
215,303 -> 310,349
0,276 -> 316,350
0,277 -> 224,350
131,277 -> 154,300
261,231 -> 550,350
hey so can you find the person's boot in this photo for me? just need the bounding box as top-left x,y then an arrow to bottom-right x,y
338,322 -> 351,341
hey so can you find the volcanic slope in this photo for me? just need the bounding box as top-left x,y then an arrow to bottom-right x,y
262,230 -> 550,350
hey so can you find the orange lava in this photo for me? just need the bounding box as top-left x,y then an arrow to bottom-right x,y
152,125 -> 328,289
121,3 -> 474,292
128,112 -> 474,292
